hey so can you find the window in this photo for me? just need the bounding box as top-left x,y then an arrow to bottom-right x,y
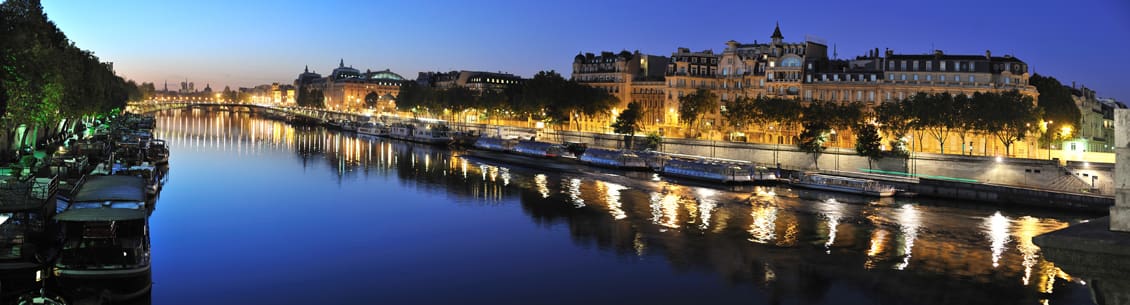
857,90 -> 863,101
913,61 -> 919,70
889,74 -> 895,81
941,61 -> 947,71
1004,77 -> 1011,84
886,92 -> 892,100
805,90 -> 812,100
926,61 -> 932,71
888,61 -> 895,70
901,74 -> 906,81
926,75 -> 932,81
868,91 -> 875,101
969,75 -> 975,83
759,79 -> 765,87
871,74 -> 877,81
913,74 -> 919,81
901,61 -> 907,70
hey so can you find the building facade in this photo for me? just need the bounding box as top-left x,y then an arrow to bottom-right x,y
572,23 -> 1041,155
416,70 -> 524,93
295,59 -> 405,112
572,50 -> 668,132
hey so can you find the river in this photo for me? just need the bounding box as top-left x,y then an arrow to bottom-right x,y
146,109 -> 1096,304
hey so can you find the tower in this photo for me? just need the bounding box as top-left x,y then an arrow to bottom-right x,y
771,22 -> 783,45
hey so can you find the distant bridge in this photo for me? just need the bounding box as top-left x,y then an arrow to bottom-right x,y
126,100 -> 369,122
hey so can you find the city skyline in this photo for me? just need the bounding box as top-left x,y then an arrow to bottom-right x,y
42,0 -> 1130,102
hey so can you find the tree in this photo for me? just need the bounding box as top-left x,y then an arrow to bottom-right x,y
644,132 -> 663,150
364,92 -> 379,109
678,89 -> 718,138
975,91 -> 1038,156
915,93 -> 957,154
854,122 -> 883,169
1030,74 -> 1080,141
797,120 -> 830,169
876,100 -> 913,158
721,96 -> 756,139
611,101 -> 643,149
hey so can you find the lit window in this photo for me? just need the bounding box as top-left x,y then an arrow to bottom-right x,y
901,74 -> 906,81
913,74 -> 919,81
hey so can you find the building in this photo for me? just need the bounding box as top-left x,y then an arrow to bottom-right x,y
572,50 -> 668,132
416,70 -> 523,93
295,59 -> 405,112
1065,86 -> 1125,153
573,23 -> 1041,155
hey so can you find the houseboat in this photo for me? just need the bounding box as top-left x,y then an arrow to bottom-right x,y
0,176 -> 58,298
147,139 -> 169,165
388,122 -> 454,145
578,148 -> 649,170
54,175 -> 151,300
661,159 -> 755,184
790,173 -> 896,197
356,122 -> 388,136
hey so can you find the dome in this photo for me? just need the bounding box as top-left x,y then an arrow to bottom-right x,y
368,70 -> 404,81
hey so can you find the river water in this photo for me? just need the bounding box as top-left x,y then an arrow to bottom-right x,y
147,109 -> 1097,305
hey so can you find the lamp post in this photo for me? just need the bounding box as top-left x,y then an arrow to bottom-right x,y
1043,120 -> 1053,160
830,129 -> 838,172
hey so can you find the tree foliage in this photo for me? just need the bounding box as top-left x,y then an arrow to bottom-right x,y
678,89 -> 718,137
0,0 -> 138,154
1029,74 -> 1079,139
611,101 -> 643,149
854,122 -> 883,169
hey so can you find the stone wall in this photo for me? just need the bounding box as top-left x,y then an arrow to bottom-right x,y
1111,109 -> 1129,232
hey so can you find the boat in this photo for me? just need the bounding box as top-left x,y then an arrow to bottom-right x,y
112,162 -> 165,197
660,158 -> 755,184
388,122 -> 453,145
54,175 -> 152,300
356,122 -> 388,136
578,148 -> 649,170
512,140 -> 571,158
146,139 -> 169,164
790,173 -> 896,197
0,176 -> 59,297
472,137 -> 518,152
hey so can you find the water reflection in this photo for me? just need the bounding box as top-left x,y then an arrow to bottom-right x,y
152,110 -> 1089,305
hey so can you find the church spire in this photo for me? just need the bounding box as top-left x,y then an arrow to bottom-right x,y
304,65 -> 309,73
339,58 -> 344,68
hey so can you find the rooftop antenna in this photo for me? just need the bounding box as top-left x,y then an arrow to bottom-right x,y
833,43 -> 837,59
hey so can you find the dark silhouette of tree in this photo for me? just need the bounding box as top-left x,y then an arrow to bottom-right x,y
611,101 -> 643,149
364,92 -> 379,109
797,120 -> 830,169
876,100 -> 912,158
1029,74 -> 1079,141
678,89 -> 718,138
854,122 -> 883,169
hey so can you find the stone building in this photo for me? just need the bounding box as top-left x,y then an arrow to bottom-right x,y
416,70 -> 523,93
294,59 -> 405,112
572,50 -> 668,132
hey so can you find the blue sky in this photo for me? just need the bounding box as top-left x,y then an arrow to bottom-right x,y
42,0 -> 1130,102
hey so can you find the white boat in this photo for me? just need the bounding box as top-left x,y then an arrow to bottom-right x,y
791,174 -> 896,197
661,158 -> 755,183
356,122 -> 388,136
578,148 -> 648,170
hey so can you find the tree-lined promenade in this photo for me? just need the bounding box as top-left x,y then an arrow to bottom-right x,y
0,1 -> 144,161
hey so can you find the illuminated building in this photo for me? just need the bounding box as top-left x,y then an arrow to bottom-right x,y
295,59 -> 405,112
416,70 -> 523,93
572,50 -> 668,131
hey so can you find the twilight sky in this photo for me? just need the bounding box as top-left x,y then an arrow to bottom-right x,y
42,0 -> 1130,102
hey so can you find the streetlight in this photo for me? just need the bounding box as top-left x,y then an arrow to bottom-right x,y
1042,120 -> 1053,160
830,129 -> 838,172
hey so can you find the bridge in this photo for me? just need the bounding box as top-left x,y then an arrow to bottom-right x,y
126,100 -> 371,123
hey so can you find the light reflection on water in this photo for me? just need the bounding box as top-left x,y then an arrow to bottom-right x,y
151,110 -> 1090,305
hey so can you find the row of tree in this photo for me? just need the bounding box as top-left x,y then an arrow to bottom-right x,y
653,89 -> 1041,168
0,0 -> 140,151
396,71 -> 619,130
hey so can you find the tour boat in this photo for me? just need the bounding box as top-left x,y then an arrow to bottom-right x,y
356,122 -> 388,136
512,140 -> 571,158
578,148 -> 649,170
472,137 -> 519,152
55,175 -> 152,290
661,158 -> 756,184
790,173 -> 897,197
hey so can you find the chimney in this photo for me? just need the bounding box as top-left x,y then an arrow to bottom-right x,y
885,48 -> 894,57
1073,81 -> 1076,89
874,48 -> 880,58
985,50 -> 991,59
